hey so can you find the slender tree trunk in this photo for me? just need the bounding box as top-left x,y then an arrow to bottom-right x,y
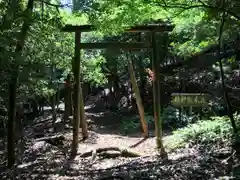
151,32 -> 166,155
64,75 -> 71,123
51,95 -> 56,124
7,0 -> 34,168
113,74 -> 120,110
69,87 -> 73,116
79,70 -> 88,139
127,58 -> 148,137
71,32 -> 88,157
139,59 -> 146,104
107,76 -> 114,108
71,32 -> 81,157
218,13 -> 237,134
56,84 -> 60,110
138,33 -> 146,104
51,65 -> 56,124
80,82 -> 88,139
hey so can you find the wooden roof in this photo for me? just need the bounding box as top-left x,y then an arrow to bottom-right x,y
61,22 -> 174,32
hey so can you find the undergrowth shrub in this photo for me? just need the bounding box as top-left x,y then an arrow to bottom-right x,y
120,115 -> 154,134
120,106 -> 194,134
161,106 -> 190,128
164,116 -> 233,151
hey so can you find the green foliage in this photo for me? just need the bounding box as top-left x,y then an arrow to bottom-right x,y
82,55 -> 107,85
164,116 -> 232,151
120,115 -> 154,134
120,106 -> 191,134
161,106 -> 190,128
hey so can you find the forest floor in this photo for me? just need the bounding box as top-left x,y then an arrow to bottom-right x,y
0,98 -> 239,179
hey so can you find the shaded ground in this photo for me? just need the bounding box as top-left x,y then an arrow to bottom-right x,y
0,125 -> 238,180
0,97 -> 239,179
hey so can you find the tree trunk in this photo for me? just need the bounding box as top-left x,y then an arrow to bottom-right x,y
71,32 -> 88,157
69,87 -> 73,116
71,32 -> 81,157
218,13 -> 238,134
138,33 -> 146,104
127,58 -> 148,137
64,75 -> 71,123
7,0 -> 34,168
107,75 -> 114,109
151,32 -> 165,155
113,74 -> 120,111
80,82 -> 88,139
51,94 -> 56,124
56,84 -> 60,110
51,65 -> 56,124
79,71 -> 88,139
139,58 -> 146,104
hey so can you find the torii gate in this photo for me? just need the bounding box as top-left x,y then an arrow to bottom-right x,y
61,22 -> 174,156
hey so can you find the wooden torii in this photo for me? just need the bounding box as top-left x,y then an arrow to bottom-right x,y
61,22 -> 174,156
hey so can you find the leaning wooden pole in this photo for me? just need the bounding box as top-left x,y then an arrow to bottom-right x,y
127,57 -> 148,137
71,32 -> 81,157
151,32 -> 165,155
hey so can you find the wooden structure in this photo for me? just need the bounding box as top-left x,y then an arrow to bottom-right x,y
61,22 -> 174,155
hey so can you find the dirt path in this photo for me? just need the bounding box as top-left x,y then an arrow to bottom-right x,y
62,130 -> 157,155
3,126 -> 234,180
0,101 -> 238,179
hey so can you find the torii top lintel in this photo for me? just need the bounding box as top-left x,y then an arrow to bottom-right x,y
61,23 -> 174,33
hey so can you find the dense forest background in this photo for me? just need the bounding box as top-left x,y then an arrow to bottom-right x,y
1,0 -> 240,179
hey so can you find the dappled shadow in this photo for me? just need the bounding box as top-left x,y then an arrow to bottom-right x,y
129,137 -> 148,148
1,141 -> 238,180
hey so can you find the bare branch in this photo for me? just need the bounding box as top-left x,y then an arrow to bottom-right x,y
35,0 -> 72,8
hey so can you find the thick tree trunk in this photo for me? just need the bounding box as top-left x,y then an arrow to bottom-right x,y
127,58 -> 148,137
7,0 -> 34,168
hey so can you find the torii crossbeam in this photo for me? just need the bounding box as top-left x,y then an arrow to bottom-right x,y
61,22 -> 174,156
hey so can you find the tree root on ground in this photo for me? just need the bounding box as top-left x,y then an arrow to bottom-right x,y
35,135 -> 65,146
80,147 -> 142,160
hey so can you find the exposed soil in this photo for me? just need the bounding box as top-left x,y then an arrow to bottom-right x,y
0,98 -> 239,179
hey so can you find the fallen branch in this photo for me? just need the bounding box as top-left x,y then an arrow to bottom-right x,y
35,135 -> 65,146
80,147 -> 142,159
221,150 -> 236,164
